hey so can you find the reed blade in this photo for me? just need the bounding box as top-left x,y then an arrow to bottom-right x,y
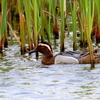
18,0 -> 26,54
0,0 -> 7,53
60,0 -> 65,52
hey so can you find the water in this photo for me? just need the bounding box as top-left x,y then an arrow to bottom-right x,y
0,43 -> 100,100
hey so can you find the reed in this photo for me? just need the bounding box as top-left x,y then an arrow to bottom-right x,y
52,0 -> 59,40
77,0 -> 88,47
0,0 -> 7,53
31,0 -> 40,59
78,0 -> 95,69
31,0 -> 38,46
18,0 -> 25,54
93,0 -> 100,43
39,5 -> 45,42
42,0 -> 53,43
70,0 -> 77,50
86,0 -> 95,69
23,0 -> 33,50
60,0 -> 65,52
0,12 -> 2,53
47,0 -> 58,43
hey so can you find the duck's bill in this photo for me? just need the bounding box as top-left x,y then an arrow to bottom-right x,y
28,48 -> 37,54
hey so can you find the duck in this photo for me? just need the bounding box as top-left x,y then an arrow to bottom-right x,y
29,42 -> 100,65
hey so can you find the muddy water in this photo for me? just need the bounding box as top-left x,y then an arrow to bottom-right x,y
0,41 -> 100,100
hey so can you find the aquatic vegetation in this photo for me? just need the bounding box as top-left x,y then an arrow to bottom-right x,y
0,0 -> 7,53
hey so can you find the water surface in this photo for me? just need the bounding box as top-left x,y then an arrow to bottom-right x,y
0,44 -> 100,100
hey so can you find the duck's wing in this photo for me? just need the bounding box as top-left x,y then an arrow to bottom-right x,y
78,53 -> 100,64
59,50 -> 89,59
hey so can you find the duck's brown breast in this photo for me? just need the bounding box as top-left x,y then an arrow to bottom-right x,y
41,56 -> 55,65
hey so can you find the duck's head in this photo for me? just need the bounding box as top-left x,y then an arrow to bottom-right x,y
29,42 -> 53,57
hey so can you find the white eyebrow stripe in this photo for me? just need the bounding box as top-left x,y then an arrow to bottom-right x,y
38,43 -> 52,52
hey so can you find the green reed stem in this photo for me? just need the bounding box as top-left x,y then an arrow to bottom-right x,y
32,0 -> 38,46
0,0 -> 7,53
39,8 -> 45,42
60,0 -> 64,52
23,0 -> 33,50
81,0 -> 95,69
78,0 -> 88,47
70,0 -> 77,50
18,0 -> 25,54
95,0 -> 100,28
47,0 -> 52,44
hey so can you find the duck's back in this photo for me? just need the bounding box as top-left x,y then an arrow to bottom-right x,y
59,50 -> 88,59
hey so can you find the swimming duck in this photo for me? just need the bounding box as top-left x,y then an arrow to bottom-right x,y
29,42 -> 100,65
